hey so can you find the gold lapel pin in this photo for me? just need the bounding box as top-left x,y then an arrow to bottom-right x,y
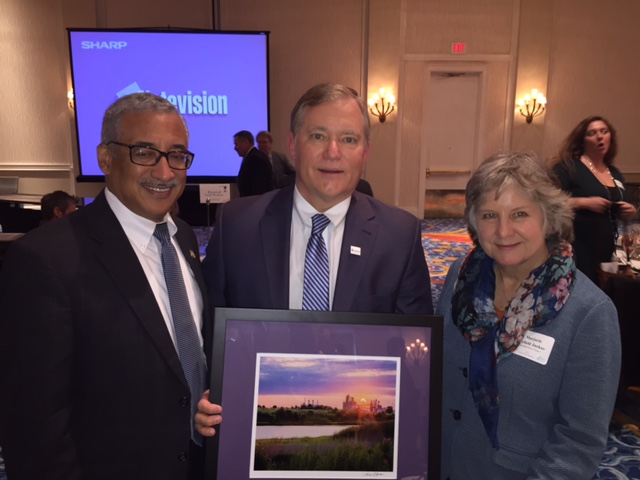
190,250 -> 197,259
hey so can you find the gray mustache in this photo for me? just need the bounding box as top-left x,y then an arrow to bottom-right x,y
140,180 -> 180,189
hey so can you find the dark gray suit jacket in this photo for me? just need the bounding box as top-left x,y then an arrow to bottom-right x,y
237,147 -> 274,197
270,151 -> 295,188
202,185 -> 433,314
0,192 -> 212,480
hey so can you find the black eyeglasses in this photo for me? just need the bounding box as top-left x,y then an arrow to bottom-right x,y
107,141 -> 194,170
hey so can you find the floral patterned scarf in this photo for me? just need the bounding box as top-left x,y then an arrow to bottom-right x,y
451,240 -> 576,449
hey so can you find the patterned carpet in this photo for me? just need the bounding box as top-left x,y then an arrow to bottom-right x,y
596,425 -> 640,479
422,218 -> 640,479
421,218 -> 472,308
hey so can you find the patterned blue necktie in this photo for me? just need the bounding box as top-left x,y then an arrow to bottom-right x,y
154,223 -> 207,446
302,214 -> 331,311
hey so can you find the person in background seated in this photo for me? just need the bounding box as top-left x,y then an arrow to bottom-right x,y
256,130 -> 295,188
549,116 -> 636,283
234,130 -> 274,197
196,83 -> 433,435
438,152 -> 620,480
0,93 -> 221,480
40,189 -> 79,222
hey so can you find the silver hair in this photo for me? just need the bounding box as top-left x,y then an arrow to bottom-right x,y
465,152 -> 574,248
100,92 -> 188,144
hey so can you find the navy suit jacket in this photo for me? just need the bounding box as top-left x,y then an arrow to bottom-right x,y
0,192 -> 212,480
202,185 -> 433,314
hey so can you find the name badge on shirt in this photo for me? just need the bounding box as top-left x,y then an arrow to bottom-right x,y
513,330 -> 555,365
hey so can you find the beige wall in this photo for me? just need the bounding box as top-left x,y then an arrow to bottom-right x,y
0,1 -> 74,194
1,0 -> 638,212
513,0 -> 640,178
218,0 -> 367,162
542,0 -> 640,174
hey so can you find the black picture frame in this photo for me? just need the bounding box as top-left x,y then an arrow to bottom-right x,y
206,308 -> 443,479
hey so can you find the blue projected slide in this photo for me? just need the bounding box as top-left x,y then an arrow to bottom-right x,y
68,30 -> 269,180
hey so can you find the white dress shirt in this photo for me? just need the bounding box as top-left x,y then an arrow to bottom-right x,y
105,188 -> 204,349
289,187 -> 350,310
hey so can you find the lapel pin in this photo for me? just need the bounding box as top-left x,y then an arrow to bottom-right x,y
350,246 -> 361,256
190,250 -> 197,259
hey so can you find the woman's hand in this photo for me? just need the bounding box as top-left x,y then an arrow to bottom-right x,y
617,201 -> 638,221
571,196 -> 611,213
195,389 -> 223,437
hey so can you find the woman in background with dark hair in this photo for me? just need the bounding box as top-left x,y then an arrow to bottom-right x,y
549,116 -> 636,283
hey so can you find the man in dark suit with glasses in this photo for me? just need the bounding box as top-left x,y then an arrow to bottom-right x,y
0,92 -> 221,480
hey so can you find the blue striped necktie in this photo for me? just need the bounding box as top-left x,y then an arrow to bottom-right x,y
154,222 -> 207,446
302,214 -> 331,311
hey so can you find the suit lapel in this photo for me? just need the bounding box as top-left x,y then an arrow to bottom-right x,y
261,187 -> 294,308
333,194 -> 378,311
174,221 -> 206,311
87,193 -> 187,388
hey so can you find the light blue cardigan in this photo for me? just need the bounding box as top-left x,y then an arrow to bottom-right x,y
437,258 -> 621,480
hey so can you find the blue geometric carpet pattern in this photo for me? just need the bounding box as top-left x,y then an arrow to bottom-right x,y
595,426 -> 640,479
422,218 -> 640,480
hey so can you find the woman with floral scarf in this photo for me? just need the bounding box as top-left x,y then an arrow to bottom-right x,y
438,152 -> 621,479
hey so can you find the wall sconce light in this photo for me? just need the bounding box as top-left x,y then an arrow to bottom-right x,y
517,89 -> 546,124
406,338 -> 429,364
67,89 -> 75,110
368,88 -> 395,123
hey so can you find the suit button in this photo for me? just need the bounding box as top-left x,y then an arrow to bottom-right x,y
452,409 -> 461,420
177,451 -> 187,462
179,396 -> 188,407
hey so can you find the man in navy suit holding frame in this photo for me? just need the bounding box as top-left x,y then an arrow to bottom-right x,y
196,83 -> 433,435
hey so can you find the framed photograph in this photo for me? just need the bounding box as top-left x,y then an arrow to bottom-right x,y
206,308 -> 443,480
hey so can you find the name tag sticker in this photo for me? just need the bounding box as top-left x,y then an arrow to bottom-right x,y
514,330 -> 555,365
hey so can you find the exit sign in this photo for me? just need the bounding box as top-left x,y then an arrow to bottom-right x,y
451,42 -> 466,54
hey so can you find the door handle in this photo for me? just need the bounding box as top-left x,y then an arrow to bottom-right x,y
425,168 -> 471,178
